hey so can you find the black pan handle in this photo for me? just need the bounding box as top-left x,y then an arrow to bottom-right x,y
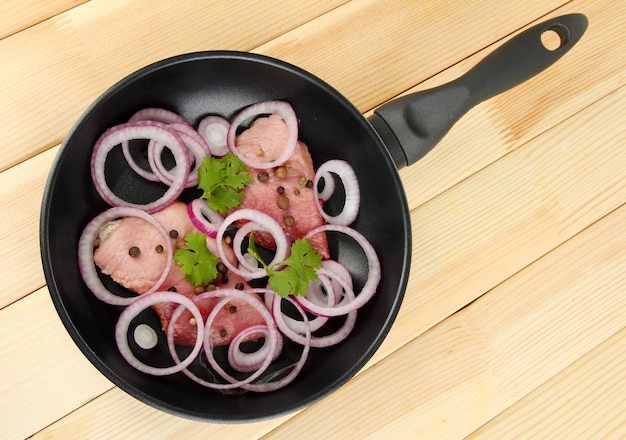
368,13 -> 588,169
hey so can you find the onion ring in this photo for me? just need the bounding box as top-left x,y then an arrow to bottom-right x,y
227,101 -> 298,169
116,291 -> 204,376
301,225 -> 381,316
197,115 -> 230,156
215,209 -> 289,280
91,121 -> 190,212
314,160 -> 360,225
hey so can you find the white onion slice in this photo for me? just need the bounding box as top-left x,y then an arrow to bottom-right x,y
186,198 -> 224,238
116,291 -> 204,376
300,225 -> 381,317
91,121 -> 190,212
314,160 -> 360,225
227,101 -> 298,169
197,115 -> 230,156
215,209 -> 289,280
77,206 -> 173,306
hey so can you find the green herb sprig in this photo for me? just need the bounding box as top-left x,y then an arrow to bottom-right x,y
247,231 -> 323,297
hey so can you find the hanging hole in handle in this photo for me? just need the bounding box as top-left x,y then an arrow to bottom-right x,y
541,24 -> 570,51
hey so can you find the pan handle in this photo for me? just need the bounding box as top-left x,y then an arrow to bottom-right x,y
368,13 -> 588,169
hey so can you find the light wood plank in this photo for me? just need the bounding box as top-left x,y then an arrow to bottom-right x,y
1,0 -> 619,310
0,147 -> 57,307
25,75 -> 625,440
0,0 -> 349,171
263,203 -> 626,439
0,287 -> 112,440
468,328 -> 626,439
0,0 -> 87,39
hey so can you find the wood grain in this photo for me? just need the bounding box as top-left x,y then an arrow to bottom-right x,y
24,58 -> 626,440
0,0 -> 349,172
0,0 -> 87,39
264,201 -> 626,440
2,0 -> 624,438
468,328 -> 626,439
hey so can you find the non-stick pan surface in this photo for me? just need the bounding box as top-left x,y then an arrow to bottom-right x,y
41,51 -> 411,422
40,14 -> 587,422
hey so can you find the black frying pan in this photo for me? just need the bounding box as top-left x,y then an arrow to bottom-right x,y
40,14 -> 587,422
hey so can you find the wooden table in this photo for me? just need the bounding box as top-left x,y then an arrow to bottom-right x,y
1,1 -> 624,438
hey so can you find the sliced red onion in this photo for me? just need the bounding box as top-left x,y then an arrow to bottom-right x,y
146,123 -> 208,188
128,107 -> 188,125
116,291 -> 204,376
274,273 -> 357,348
242,291 -> 310,392
228,324 -> 283,373
91,121 -> 190,212
215,209 -> 289,280
77,206 -> 173,306
187,198 -> 224,238
314,160 -> 360,226
227,101 -> 298,169
274,274 -> 334,334
197,115 -> 230,156
175,289 -> 281,390
301,225 -> 381,317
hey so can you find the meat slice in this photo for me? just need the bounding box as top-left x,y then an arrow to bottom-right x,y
234,115 -> 330,258
93,201 -> 266,346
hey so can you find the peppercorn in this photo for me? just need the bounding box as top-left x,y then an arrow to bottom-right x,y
169,229 -> 179,238
229,305 -> 238,313
306,179 -> 314,188
275,166 -> 287,179
293,189 -> 301,196
235,282 -> 244,290
299,177 -> 308,186
128,246 -> 140,257
276,195 -> 290,209
284,215 -> 295,227
219,329 -> 228,337
256,148 -> 264,156
217,262 -> 228,274
222,274 -> 229,284
167,286 -> 177,292
277,186 -> 285,194
258,171 -> 269,182
155,244 -> 164,253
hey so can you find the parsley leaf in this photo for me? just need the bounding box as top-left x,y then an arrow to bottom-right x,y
197,153 -> 253,215
248,231 -> 323,297
173,232 -> 219,286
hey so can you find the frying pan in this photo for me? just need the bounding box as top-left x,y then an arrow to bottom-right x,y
40,14 -> 587,422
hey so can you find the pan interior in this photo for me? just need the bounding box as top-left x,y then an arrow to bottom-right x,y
41,52 -> 411,422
